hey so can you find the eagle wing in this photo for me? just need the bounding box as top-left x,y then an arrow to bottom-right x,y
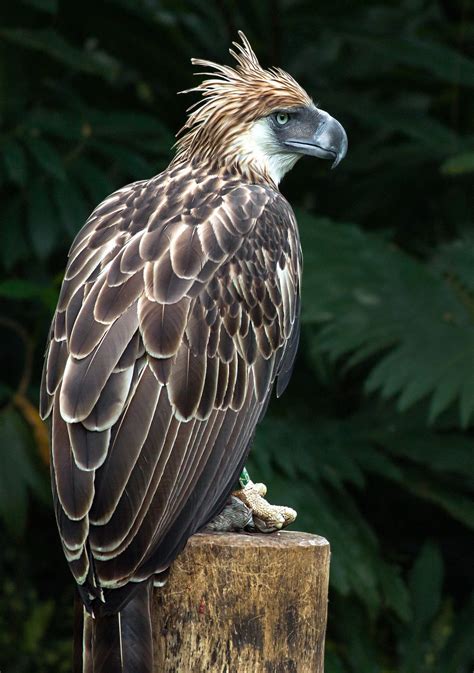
40,166 -> 301,612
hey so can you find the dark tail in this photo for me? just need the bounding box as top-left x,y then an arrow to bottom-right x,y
74,581 -> 154,673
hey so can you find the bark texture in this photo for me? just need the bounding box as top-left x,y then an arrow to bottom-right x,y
152,531 -> 330,672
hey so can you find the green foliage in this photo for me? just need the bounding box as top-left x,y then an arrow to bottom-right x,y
441,152 -> 474,175
299,213 -> 474,427
0,407 -> 49,537
0,27 -> 120,80
0,537 -> 72,672
250,415 -> 413,621
0,1 -> 473,672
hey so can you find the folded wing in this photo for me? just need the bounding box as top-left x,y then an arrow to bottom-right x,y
40,166 -> 301,613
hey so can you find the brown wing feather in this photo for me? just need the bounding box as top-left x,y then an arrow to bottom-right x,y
40,163 -> 301,613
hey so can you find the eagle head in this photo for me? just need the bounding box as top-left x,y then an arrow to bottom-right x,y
174,32 -> 348,185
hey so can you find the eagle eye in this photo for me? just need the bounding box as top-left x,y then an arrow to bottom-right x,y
275,112 -> 290,125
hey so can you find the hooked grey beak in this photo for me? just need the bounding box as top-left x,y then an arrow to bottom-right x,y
284,109 -> 348,168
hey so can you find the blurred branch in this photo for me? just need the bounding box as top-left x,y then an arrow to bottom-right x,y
0,316 -> 49,465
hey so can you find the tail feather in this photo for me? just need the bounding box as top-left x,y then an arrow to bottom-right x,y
74,592 -> 93,673
92,611 -> 125,673
74,581 -> 154,673
119,582 -> 154,672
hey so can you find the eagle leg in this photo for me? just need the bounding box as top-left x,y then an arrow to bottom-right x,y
204,469 -> 297,533
204,495 -> 254,532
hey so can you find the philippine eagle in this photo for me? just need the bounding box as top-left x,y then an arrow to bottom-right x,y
40,32 -> 347,673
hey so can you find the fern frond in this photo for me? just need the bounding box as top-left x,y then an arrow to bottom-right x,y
300,213 -> 474,427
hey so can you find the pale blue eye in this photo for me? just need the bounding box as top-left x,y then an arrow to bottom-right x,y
276,112 -> 290,125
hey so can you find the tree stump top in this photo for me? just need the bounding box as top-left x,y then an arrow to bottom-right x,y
153,531 -> 330,672
188,530 -> 329,549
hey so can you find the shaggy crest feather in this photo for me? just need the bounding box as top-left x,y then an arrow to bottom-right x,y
173,31 -> 312,164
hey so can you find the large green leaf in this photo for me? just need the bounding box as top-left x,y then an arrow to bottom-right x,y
300,212 -> 474,427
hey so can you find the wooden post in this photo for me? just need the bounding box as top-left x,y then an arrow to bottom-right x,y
152,531 -> 330,672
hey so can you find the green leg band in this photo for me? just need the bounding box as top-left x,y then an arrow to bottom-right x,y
239,467 -> 251,488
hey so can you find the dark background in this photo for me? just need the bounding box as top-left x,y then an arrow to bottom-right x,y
0,1 -> 473,671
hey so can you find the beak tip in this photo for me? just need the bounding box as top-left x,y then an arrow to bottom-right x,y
331,136 -> 348,169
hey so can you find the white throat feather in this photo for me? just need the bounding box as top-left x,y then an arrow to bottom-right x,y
232,118 -> 301,186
